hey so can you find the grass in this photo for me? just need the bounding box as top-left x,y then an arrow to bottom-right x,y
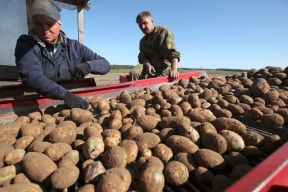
110,69 -> 237,76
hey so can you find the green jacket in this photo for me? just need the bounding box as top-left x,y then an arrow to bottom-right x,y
138,26 -> 180,72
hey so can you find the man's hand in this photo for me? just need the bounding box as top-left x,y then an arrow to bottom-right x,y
61,91 -> 89,109
144,62 -> 155,77
170,69 -> 179,80
71,63 -> 91,80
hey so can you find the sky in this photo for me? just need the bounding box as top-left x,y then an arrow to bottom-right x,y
59,0 -> 288,70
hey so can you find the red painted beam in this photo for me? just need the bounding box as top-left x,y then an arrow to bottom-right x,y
226,142 -> 288,192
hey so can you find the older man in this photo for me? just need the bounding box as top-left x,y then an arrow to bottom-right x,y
129,11 -> 181,81
15,0 -> 110,109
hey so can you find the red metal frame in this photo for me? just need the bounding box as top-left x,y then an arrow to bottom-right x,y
226,142 -> 288,192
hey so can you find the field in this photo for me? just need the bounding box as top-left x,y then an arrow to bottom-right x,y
86,69 -> 239,86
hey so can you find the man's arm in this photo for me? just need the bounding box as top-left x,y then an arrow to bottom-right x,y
15,36 -> 67,99
138,51 -> 155,77
158,28 -> 181,79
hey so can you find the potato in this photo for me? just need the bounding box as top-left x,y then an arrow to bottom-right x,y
20,123 -> 42,138
136,115 -> 160,131
59,120 -> 77,129
178,123 -> 200,145
123,126 -> 143,140
13,136 -> 34,150
159,116 -> 191,129
13,173 -> 30,184
153,144 -> 173,164
84,126 -> 102,139
107,118 -> 122,130
117,103 -> 131,118
96,167 -> 131,192
169,105 -> 183,116
22,152 -> 57,183
119,140 -> 138,164
102,146 -> 127,169
0,183 -> 42,192
45,143 -> 72,161
159,128 -> 178,143
179,101 -> 192,115
199,89 -> 212,100
28,112 -> 41,121
79,184 -> 96,192
194,149 -> 226,172
131,107 -> 145,119
163,161 -> 189,186
145,107 -> 156,115
187,109 -> 216,123
263,134 -> 284,154
208,104 -> 221,114
0,165 -> 17,186
188,93 -> 201,108
57,150 -> 79,168
166,135 -> 199,154
211,175 -> 234,192
219,130 -> 245,152
174,152 -> 197,173
4,149 -> 25,165
241,146 -> 261,160
51,165 -> 79,189
230,164 -> 253,180
140,167 -> 164,192
201,133 -> 227,154
70,108 -> 94,125
122,118 -> 133,125
217,99 -> 229,108
214,108 -> 232,118
223,95 -> 239,104
140,149 -> 152,157
134,133 -> 160,151
261,90 -> 279,104
252,78 -> 270,96
127,99 -> 146,108
226,104 -> 244,116
238,103 -> 251,111
260,113 -> 284,127
138,156 -> 164,171
160,110 -> 172,118
0,135 -> 16,145
82,137 -> 105,160
239,95 -> 253,105
194,167 -> 214,184
240,131 -> 265,147
226,152 -> 249,168
197,122 -> 217,136
97,99 -> 111,111
84,161 -> 106,184
151,129 -> 160,135
119,90 -> 132,104
14,116 -> 30,125
212,117 -> 246,134
49,126 -> 76,145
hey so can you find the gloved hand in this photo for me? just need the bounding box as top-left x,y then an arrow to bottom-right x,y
61,91 -> 89,109
71,63 -> 91,80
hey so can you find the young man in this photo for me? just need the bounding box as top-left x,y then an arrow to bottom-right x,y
129,11 -> 180,81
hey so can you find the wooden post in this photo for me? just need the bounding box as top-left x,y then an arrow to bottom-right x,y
77,6 -> 84,44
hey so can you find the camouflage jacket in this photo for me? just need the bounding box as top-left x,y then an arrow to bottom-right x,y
138,26 -> 180,70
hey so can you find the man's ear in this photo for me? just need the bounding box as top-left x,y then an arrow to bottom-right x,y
151,19 -> 154,24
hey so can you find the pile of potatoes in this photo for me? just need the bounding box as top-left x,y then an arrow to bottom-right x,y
1,66 -> 288,192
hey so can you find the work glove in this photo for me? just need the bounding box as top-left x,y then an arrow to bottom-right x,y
61,91 -> 89,109
71,63 -> 91,80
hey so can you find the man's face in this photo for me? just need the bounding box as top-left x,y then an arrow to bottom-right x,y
32,14 -> 61,44
137,17 -> 154,35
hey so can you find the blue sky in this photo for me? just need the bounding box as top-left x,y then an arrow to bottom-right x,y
60,0 -> 288,70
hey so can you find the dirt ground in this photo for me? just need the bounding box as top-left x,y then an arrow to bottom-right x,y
86,72 -> 224,86
86,73 -> 128,86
